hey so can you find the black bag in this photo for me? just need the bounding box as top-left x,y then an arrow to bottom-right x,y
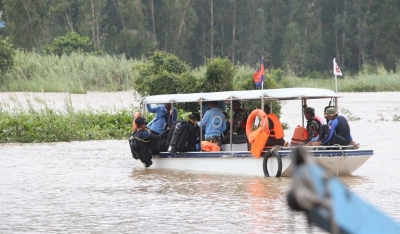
165,124 -> 176,148
176,124 -> 190,152
129,136 -> 140,159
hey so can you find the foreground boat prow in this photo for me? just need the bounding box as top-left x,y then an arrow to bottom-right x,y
287,147 -> 400,234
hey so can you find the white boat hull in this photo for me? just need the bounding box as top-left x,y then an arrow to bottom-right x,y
134,149 -> 373,177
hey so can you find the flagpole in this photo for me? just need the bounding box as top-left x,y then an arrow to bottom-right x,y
261,56 -> 264,90
335,75 -> 337,93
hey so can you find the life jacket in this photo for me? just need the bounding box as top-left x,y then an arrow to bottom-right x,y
201,141 -> 220,151
266,113 -> 284,139
290,125 -> 307,145
311,116 -> 323,137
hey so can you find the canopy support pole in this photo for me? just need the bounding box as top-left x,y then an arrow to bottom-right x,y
199,100 -> 203,148
230,98 -> 233,151
261,97 -> 264,111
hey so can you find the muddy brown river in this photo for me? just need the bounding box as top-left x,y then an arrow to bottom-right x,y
0,91 -> 399,233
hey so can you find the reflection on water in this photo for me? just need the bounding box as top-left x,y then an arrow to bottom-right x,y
1,92 -> 400,233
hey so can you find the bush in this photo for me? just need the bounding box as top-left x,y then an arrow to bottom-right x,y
202,57 -> 235,92
0,39 -> 15,74
271,68 -> 285,83
43,32 -> 91,56
133,51 -> 190,96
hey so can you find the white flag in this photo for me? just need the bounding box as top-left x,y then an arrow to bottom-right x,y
333,58 -> 343,76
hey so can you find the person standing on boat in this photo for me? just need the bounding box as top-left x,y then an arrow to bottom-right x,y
146,103 -> 178,135
231,100 -> 248,135
302,98 -> 323,144
311,107 -> 359,148
197,101 -> 226,148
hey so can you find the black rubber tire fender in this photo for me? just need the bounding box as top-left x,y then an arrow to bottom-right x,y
263,149 -> 282,177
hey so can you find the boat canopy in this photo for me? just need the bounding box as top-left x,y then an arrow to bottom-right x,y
142,88 -> 341,104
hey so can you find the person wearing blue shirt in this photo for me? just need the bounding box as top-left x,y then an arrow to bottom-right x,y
197,101 -> 226,148
201,101 -> 226,115
146,103 -> 178,135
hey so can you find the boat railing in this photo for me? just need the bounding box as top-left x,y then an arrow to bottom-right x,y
267,145 -> 368,151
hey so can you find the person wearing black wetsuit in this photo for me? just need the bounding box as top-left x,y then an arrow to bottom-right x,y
312,107 -> 359,148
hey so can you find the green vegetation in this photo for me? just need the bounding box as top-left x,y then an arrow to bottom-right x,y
0,106 -> 134,143
203,57 -> 235,92
0,50 -> 141,93
133,51 -> 194,96
2,51 -> 398,94
0,39 -> 15,75
1,1 -> 399,143
43,32 -> 91,57
278,73 -> 400,92
2,1 -> 400,74
0,50 -> 400,95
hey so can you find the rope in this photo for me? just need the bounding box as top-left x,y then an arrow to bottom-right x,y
333,144 -> 345,177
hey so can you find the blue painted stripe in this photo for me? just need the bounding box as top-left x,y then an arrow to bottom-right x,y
154,150 -> 373,159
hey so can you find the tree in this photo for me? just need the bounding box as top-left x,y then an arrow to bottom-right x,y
43,32 -> 90,56
0,39 -> 15,74
202,57 -> 235,92
133,51 -> 190,96
281,22 -> 304,76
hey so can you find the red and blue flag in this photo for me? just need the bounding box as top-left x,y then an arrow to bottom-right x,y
252,58 -> 265,89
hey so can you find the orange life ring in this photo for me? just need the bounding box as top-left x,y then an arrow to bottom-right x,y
246,109 -> 270,158
246,109 -> 269,136
132,112 -> 141,131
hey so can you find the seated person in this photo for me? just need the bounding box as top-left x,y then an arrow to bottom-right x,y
197,101 -> 226,149
264,104 -> 286,147
222,111 -> 231,144
129,117 -> 168,167
302,98 -> 323,144
231,100 -> 248,135
167,113 -> 201,153
201,101 -> 226,115
311,107 -> 359,148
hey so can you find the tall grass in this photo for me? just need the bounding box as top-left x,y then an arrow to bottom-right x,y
279,74 -> 400,92
1,51 -> 399,93
1,51 -> 144,93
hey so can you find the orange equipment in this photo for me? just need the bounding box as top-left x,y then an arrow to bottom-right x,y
246,109 -> 270,158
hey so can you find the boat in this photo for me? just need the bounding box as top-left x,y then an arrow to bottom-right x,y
287,146 -> 400,233
133,87 -> 373,177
